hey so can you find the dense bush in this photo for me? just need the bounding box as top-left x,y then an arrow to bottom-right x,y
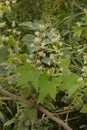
0,0 -> 87,130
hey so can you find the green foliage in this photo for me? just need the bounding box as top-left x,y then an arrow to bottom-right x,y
24,106 -> 37,121
15,63 -> 41,91
0,47 -> 9,62
59,73 -> 84,96
0,0 -> 87,130
80,104 -> 87,113
20,87 -> 31,98
38,73 -> 58,102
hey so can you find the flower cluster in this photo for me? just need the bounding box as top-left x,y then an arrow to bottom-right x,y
22,22 -> 63,76
0,3 -> 3,18
5,0 -> 17,6
82,54 -> 87,80
0,0 -> 22,66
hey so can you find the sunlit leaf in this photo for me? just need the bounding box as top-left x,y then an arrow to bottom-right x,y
59,58 -> 71,74
81,14 -> 87,23
58,73 -> 84,96
15,63 -> 41,91
38,73 -> 58,102
80,104 -> 87,113
7,36 -> 15,46
72,26 -> 83,37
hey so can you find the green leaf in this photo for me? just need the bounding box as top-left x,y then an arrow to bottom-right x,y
18,54 -> 26,62
38,73 -> 58,102
19,21 -> 51,31
7,36 -> 15,46
15,63 -> 41,91
0,47 -> 9,62
2,5 -> 9,13
0,112 -> 6,123
80,104 -> 87,113
4,119 -> 15,127
18,126 -> 28,130
19,21 -> 39,30
22,34 -> 34,46
0,66 -> 6,74
24,106 -> 37,121
81,14 -> 87,23
59,58 -> 71,74
42,57 -> 51,65
14,63 -> 30,85
58,73 -> 84,96
20,87 -> 30,98
72,26 -> 83,37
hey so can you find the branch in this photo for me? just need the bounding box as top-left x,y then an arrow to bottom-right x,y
0,89 -> 73,130
0,97 -> 13,100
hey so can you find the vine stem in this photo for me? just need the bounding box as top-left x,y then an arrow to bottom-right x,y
0,89 -> 73,130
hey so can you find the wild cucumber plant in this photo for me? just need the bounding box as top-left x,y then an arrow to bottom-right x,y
19,21 -> 63,76
0,1 -> 87,130
15,21 -> 85,104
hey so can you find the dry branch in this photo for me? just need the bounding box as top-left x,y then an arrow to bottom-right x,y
0,88 -> 73,130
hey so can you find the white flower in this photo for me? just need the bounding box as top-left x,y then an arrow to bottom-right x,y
17,31 -> 21,35
57,34 -> 61,40
35,31 -> 40,36
53,59 -> 56,63
7,6 -> 11,11
77,77 -> 83,82
47,70 -> 50,74
38,51 -> 44,56
83,55 -> 87,64
30,43 -> 34,48
76,22 -> 82,27
1,36 -> 8,41
42,53 -> 46,57
5,0 -> 10,6
34,37 -> 41,43
59,42 -> 63,46
12,21 -> 16,27
7,29 -> 11,32
0,10 -> 3,18
50,54 -> 55,59
0,3 -> 2,8
38,66 -> 43,70
47,61 -> 51,65
12,0 -> 17,4
0,22 -> 6,28
82,66 -> 87,72
41,42 -> 45,47
41,33 -> 46,38
39,24 -> 45,30
52,38 -> 58,42
27,59 -> 31,63
53,45 -> 57,50
29,54 -> 34,59
0,44 -> 3,48
52,34 -> 60,43
59,52 -> 63,56
12,29 -> 17,34
50,28 -> 55,33
37,60 -> 41,64
84,8 -> 87,14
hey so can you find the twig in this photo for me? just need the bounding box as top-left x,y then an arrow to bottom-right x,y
54,110 -> 75,115
65,112 -> 69,124
0,97 -> 13,100
0,88 -> 73,130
